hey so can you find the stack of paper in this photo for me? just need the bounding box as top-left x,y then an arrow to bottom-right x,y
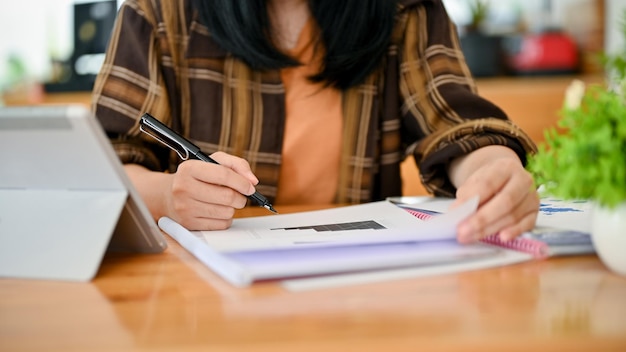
158,197 -> 535,288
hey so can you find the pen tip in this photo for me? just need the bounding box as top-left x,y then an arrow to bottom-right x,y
265,205 -> 278,214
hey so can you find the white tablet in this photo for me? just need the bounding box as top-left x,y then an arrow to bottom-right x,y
0,105 -> 167,281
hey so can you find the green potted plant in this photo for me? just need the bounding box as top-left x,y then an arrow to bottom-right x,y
527,14 -> 626,276
467,0 -> 489,33
459,0 -> 502,77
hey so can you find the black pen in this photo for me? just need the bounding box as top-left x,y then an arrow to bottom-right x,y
139,113 -> 278,214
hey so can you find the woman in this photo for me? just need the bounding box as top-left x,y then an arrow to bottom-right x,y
92,0 -> 539,243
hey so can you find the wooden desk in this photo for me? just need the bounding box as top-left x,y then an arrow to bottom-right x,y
1,205 -> 625,352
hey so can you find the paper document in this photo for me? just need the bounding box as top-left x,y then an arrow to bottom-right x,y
158,198 -> 506,287
282,249 -> 532,292
392,196 -> 594,257
193,197 -> 479,251
536,197 -> 593,233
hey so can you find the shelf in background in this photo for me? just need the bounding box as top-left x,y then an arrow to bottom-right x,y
3,86 -> 92,107
476,74 -> 604,144
402,73 -> 605,196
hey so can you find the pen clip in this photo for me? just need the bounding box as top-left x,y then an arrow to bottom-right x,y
139,114 -> 190,160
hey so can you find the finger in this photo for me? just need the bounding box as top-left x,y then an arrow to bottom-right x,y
170,198 -> 237,231
457,171 -> 536,242
497,210 -> 539,241
179,216 -> 234,231
210,151 -> 259,185
451,166 -> 510,209
454,175 -> 504,206
187,182 -> 249,209
182,160 -> 256,197
475,168 -> 535,224
172,166 -> 249,208
458,196 -> 538,243
173,195 -> 239,220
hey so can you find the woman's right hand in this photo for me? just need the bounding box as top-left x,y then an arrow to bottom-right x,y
125,152 -> 260,230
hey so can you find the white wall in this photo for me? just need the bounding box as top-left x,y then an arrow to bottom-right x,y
0,0 -> 121,88
606,0 -> 626,54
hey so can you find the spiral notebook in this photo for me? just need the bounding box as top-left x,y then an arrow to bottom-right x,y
280,198 -> 595,291
400,201 -> 595,258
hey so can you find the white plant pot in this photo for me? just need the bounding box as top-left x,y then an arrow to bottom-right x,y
591,202 -> 626,276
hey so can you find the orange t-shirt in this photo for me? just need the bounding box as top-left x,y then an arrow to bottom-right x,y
275,20 -> 342,205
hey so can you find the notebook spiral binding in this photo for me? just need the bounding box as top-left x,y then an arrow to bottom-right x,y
404,208 -> 435,221
402,207 -> 549,259
480,234 -> 549,258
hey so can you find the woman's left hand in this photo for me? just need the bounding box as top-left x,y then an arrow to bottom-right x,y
448,145 -> 540,244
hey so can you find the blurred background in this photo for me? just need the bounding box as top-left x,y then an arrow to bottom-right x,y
0,0 -> 122,97
1,0 -> 623,95
0,0 -> 623,95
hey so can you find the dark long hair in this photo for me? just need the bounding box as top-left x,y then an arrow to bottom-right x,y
192,0 -> 397,90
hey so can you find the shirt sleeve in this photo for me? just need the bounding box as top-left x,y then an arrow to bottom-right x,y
398,0 -> 537,197
91,0 -> 172,172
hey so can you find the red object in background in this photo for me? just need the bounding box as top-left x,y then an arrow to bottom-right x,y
505,31 -> 580,75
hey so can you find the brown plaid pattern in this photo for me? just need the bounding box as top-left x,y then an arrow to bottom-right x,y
92,0 -> 536,205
